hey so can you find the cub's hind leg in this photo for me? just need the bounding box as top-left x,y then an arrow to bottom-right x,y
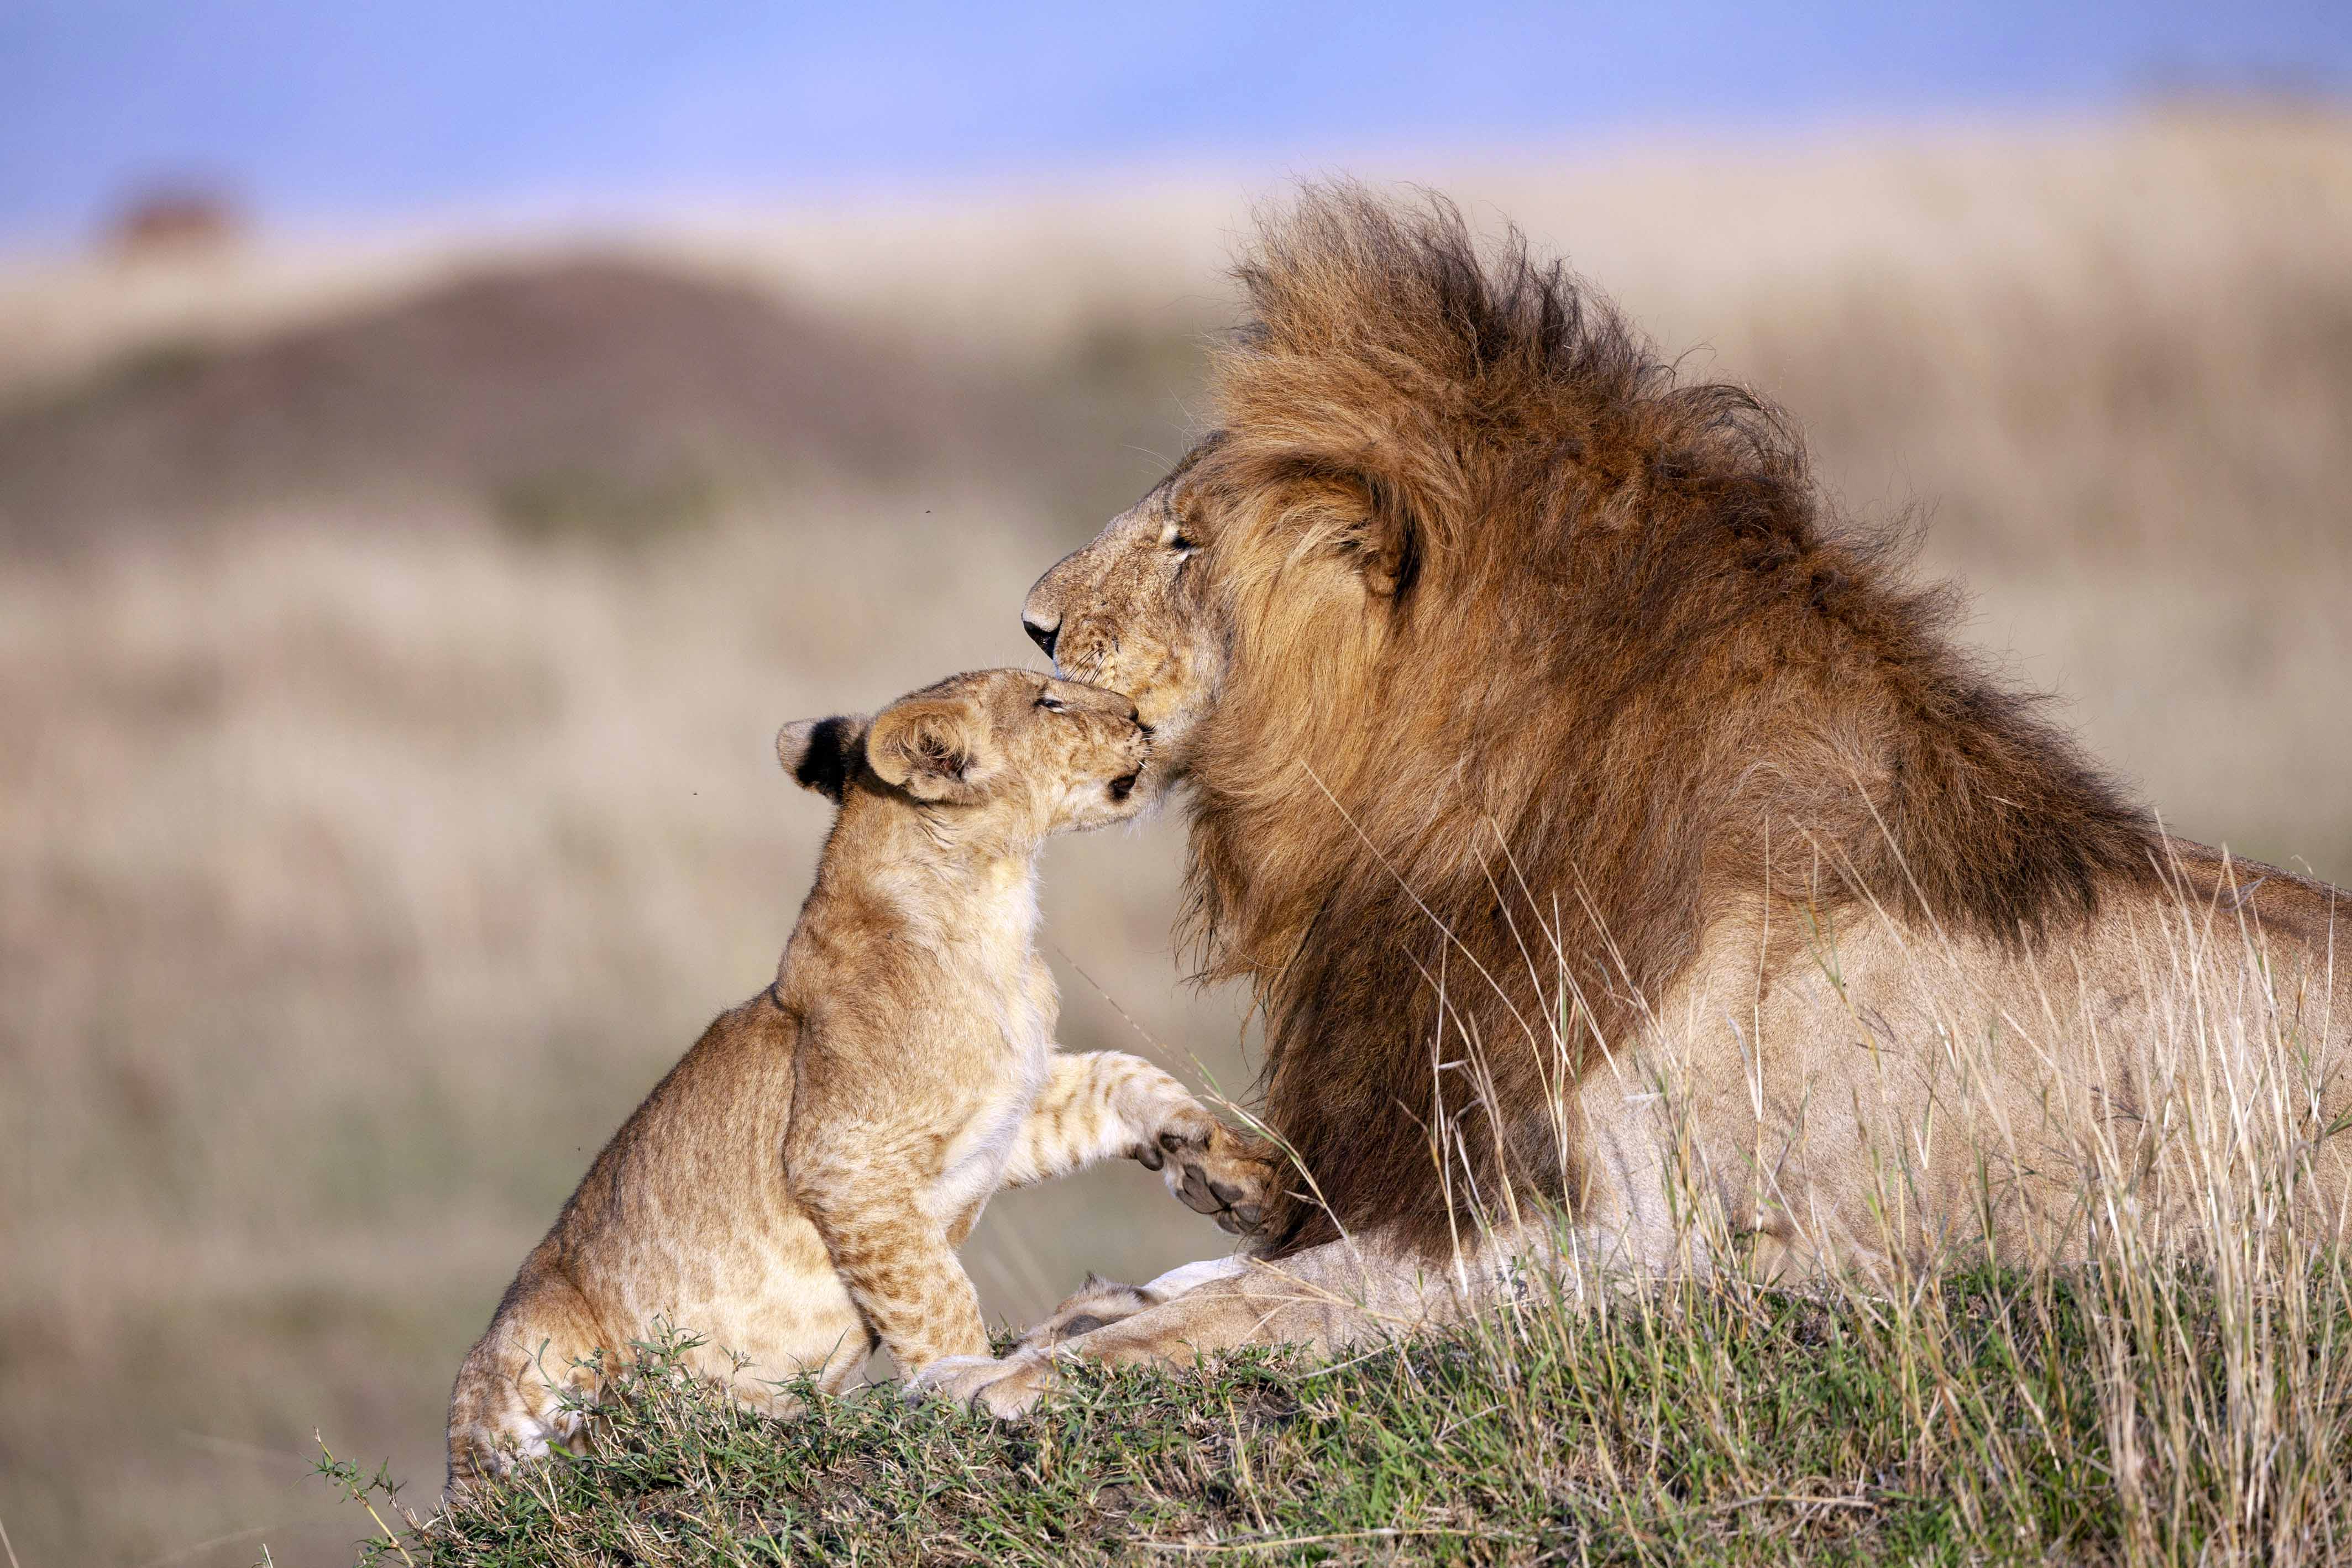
444,1274 -> 609,1497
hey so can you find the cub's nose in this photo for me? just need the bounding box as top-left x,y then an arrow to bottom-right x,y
1022,612 -> 1059,660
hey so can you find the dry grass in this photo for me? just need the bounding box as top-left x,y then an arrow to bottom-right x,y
1,109 -> 2348,1565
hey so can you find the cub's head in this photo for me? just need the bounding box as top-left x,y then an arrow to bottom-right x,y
777,669 -> 1150,842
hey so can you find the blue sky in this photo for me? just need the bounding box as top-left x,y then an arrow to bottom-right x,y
4,1 -> 2346,244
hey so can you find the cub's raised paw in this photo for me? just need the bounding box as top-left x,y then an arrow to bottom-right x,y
904,1347 -> 1059,1419
1138,1114 -> 1280,1235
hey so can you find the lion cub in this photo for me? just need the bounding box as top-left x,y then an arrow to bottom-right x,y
446,669 -> 1270,1488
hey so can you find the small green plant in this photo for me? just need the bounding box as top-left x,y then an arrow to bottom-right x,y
316,1435 -> 422,1567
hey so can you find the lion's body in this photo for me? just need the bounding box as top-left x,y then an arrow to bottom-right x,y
447,672 -> 1268,1487
1615,844 -> 2349,1277
920,189 -> 2351,1417
937,843 -> 2350,1417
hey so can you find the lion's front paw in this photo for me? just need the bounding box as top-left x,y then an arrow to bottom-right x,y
1011,1273 -> 1157,1354
904,1347 -> 1059,1419
1138,1113 -> 1279,1235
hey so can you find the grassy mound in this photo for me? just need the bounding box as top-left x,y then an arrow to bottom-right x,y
331,1263 -> 2352,1566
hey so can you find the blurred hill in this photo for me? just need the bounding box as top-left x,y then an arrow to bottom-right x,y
1,110 -> 2348,1566
0,258 -> 1036,542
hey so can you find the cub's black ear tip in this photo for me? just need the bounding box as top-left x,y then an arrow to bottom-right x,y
777,714 -> 858,801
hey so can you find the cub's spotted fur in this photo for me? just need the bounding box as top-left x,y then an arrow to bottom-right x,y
444,669 -> 1271,1490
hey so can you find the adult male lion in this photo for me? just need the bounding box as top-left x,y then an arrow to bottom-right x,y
914,188 -> 2351,1417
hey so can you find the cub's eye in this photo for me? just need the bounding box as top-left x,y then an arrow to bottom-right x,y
1168,531 -> 1197,553
1036,695 -> 1066,712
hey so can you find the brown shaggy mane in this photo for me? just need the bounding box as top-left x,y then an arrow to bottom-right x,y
1181,187 -> 2159,1259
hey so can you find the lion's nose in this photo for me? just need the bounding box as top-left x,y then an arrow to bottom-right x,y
1022,612 -> 1060,660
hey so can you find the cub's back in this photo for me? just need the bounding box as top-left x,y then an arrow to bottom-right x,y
552,993 -> 794,1241
546,991 -> 855,1367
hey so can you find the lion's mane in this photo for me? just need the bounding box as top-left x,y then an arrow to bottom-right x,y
1180,189 -> 2157,1258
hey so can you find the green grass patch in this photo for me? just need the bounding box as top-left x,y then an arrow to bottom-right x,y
329,1266 -> 2352,1566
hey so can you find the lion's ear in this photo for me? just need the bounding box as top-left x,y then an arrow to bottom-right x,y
866,698 -> 991,804
1349,473 -> 1420,598
777,715 -> 868,803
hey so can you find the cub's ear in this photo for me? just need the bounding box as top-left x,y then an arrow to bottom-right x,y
866,697 -> 990,804
776,714 -> 867,802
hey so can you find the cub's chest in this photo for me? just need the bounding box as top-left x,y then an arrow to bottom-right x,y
924,959 -> 1056,1228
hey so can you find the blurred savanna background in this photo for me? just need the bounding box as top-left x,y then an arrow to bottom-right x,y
4,3 -> 2350,1562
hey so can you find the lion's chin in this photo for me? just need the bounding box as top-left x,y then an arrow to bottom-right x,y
1050,665 -> 1204,786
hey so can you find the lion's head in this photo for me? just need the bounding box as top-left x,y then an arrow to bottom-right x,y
1021,437 -> 1233,793
1026,187 -> 2153,1258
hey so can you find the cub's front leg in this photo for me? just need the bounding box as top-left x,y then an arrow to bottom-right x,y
1000,1051 -> 1280,1234
792,1152 -> 991,1376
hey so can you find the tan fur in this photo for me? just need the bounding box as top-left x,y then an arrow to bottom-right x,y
445,669 -> 1271,1489
919,187 -> 2352,1415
